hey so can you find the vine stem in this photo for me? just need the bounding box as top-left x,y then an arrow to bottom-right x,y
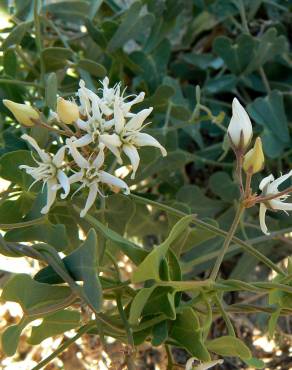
31,322 -> 95,370
210,205 -> 244,280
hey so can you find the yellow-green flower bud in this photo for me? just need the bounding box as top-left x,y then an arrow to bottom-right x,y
57,97 -> 79,124
3,99 -> 39,127
243,137 -> 264,174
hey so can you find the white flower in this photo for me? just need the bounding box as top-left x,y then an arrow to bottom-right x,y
19,134 -> 70,214
66,139 -> 129,217
113,100 -> 167,179
259,170 -> 292,235
73,78 -> 167,178
185,358 -> 223,370
227,98 -> 253,149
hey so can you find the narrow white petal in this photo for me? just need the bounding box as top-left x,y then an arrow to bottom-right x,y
104,143 -> 122,164
66,140 -> 88,168
268,170 -> 292,193
80,183 -> 98,217
99,133 -> 122,148
70,134 -> 92,148
103,118 -> 115,130
93,144 -> 105,169
259,174 -> 274,191
52,146 -> 66,167
123,144 -> 140,179
41,179 -> 57,214
125,107 -> 153,131
68,171 -> 84,184
122,92 -> 145,114
21,134 -> 50,162
57,170 -> 70,199
114,99 -> 125,134
270,199 -> 292,211
259,203 -> 269,235
132,133 -> 167,156
76,118 -> 89,131
99,170 -> 130,194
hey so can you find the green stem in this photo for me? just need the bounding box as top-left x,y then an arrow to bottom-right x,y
0,78 -> 43,89
129,194 -> 284,275
210,205 -> 243,280
259,66 -> 271,94
0,216 -> 46,230
31,322 -> 95,370
166,345 -> 174,370
214,295 -> 236,336
34,0 -> 45,88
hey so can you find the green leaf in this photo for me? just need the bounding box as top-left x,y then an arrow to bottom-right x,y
247,90 -> 289,158
152,320 -> 168,346
35,230 -> 103,312
132,215 -> 194,283
42,47 -> 73,72
209,172 -> 239,202
3,49 -> 17,77
143,287 -> 176,320
213,34 -> 255,75
169,307 -> 210,361
0,150 -> 35,189
0,194 -> 32,223
243,358 -> 265,369
129,286 -> 156,326
107,2 -> 154,52
213,29 -> 288,75
82,209 -> 147,265
77,59 -> 107,78
5,223 -> 68,251
1,274 -> 72,314
206,336 -> 252,360
1,318 -> 31,356
28,310 -> 81,345
85,19 -> 108,49
176,185 -> 225,218
45,73 -> 58,110
2,22 -> 32,49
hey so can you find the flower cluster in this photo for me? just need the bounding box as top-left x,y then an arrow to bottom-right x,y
228,98 -> 292,234
6,77 -> 167,217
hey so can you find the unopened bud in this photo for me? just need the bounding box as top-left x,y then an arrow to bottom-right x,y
243,137 -> 264,174
57,97 -> 79,124
3,100 -> 39,127
227,98 -> 253,151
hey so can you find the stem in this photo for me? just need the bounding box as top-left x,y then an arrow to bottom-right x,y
0,216 -> 46,230
166,345 -> 174,370
99,196 -> 107,264
33,0 -> 45,88
210,205 -> 244,280
116,294 -> 136,369
0,79 -> 43,89
259,66 -> 271,94
31,322 -> 95,370
214,295 -> 236,336
129,194 -> 285,275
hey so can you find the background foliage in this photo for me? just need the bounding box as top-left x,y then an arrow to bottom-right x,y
0,0 -> 291,369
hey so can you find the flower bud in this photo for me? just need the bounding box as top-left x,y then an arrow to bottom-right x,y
57,97 -> 79,124
243,137 -> 264,174
227,98 -> 253,151
3,99 -> 39,127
